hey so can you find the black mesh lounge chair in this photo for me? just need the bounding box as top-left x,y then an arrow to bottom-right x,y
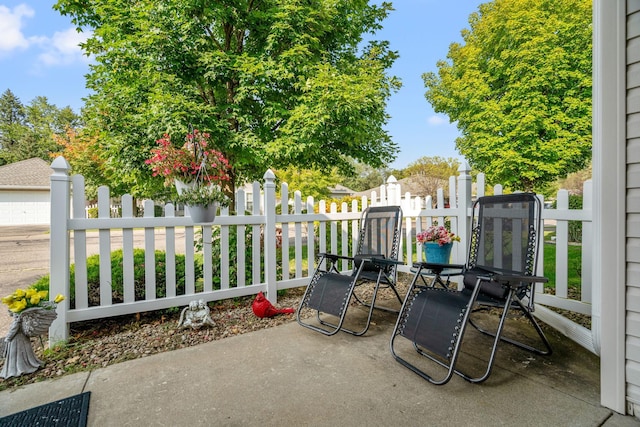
297,205 -> 403,336
390,193 -> 551,384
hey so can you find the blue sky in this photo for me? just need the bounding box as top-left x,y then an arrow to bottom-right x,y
0,1 -> 484,169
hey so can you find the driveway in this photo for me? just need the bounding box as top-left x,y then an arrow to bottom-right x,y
0,226 -> 50,335
0,225 -> 186,336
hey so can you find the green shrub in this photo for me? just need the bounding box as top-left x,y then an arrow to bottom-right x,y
205,226 -> 252,287
202,225 -> 285,287
33,249 -> 204,307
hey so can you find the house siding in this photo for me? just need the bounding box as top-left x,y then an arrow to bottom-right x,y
0,158 -> 53,225
627,0 -> 640,410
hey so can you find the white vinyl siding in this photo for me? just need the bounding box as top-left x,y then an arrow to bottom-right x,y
627,0 -> 640,411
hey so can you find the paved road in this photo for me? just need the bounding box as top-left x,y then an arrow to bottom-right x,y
0,226 -> 186,336
0,226 -> 51,335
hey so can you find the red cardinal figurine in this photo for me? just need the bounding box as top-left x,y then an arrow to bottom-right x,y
252,292 -> 295,318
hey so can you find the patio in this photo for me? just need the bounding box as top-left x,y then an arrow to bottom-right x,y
1,304 -> 637,426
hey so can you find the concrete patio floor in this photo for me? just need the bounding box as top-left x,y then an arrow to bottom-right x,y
1,304 -> 640,426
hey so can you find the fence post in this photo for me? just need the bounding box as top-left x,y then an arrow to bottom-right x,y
263,169 -> 278,303
456,162 -> 473,265
49,156 -> 71,345
386,175 -> 399,206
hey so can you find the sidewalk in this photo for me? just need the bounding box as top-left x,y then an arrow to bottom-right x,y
1,310 -> 640,426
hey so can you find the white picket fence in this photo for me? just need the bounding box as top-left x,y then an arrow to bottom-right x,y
48,156 -> 595,353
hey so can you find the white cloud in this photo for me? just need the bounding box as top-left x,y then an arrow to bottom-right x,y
427,115 -> 448,126
0,4 -> 34,52
36,27 -> 92,67
0,4 -> 91,69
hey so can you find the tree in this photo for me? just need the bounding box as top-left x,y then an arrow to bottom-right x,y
0,92 -> 81,165
338,160 -> 387,192
423,0 -> 592,191
275,167 -> 340,202
55,0 -> 400,200
52,128 -> 110,198
403,156 -> 460,200
552,163 -> 591,196
0,89 -> 27,164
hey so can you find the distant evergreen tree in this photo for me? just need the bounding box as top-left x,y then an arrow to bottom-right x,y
0,89 -> 27,164
0,90 -> 81,165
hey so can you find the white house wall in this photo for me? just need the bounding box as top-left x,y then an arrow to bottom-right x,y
0,189 -> 50,225
626,0 -> 640,416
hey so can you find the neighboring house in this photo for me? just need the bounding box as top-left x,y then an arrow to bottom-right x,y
240,182 -> 356,211
0,158 -> 52,225
353,176 -> 449,202
328,184 -> 355,199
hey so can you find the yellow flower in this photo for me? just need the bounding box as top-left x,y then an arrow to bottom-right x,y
9,299 -> 27,313
2,287 -> 64,313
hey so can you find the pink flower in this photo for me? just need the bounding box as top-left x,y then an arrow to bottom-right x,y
416,225 -> 460,246
146,130 -> 231,186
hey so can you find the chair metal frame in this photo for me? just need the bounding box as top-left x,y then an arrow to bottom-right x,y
297,205 -> 403,336
390,193 -> 551,385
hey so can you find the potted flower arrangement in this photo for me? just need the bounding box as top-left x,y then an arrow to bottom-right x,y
2,286 -> 64,313
146,129 -> 232,223
1,287 -> 65,378
416,225 -> 460,264
175,184 -> 231,223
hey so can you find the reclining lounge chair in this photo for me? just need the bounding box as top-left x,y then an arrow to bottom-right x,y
297,205 -> 403,336
390,193 -> 551,384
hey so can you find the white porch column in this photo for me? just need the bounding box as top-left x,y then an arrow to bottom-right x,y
593,0 -> 626,413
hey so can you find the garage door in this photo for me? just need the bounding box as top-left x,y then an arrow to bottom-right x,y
0,190 -> 50,225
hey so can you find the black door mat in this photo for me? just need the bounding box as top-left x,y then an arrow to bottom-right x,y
0,391 -> 91,426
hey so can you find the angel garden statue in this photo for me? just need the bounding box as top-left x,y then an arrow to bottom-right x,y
1,287 -> 64,378
177,299 -> 215,330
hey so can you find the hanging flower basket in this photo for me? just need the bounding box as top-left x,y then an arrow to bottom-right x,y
174,179 -> 196,196
146,128 -> 232,219
175,184 -> 227,224
187,204 -> 217,224
145,129 -> 231,187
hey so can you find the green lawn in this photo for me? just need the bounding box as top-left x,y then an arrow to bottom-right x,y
281,241 -> 583,293
543,243 -> 583,291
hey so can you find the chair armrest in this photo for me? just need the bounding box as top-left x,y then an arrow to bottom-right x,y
472,266 -> 548,287
318,253 -> 354,262
367,258 -> 403,267
494,273 -> 548,285
413,262 -> 465,275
